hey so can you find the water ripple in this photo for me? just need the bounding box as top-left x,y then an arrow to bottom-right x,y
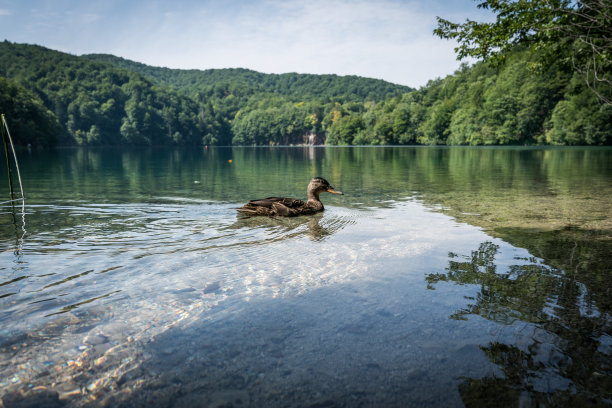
0,202 -> 363,329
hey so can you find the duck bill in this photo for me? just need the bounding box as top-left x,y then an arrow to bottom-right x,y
327,187 -> 344,195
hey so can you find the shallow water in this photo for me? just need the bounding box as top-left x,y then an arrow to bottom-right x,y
0,146 -> 611,407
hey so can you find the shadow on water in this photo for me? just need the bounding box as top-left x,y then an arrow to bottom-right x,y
426,237 -> 612,407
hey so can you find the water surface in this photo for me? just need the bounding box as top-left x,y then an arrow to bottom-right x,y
1,147 -> 610,407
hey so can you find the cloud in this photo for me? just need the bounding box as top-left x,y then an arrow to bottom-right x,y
0,8 -> 12,16
106,0 -> 464,87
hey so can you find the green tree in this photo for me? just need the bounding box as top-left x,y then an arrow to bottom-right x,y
434,0 -> 612,104
326,114 -> 365,145
0,77 -> 61,147
419,99 -> 455,144
546,75 -> 612,144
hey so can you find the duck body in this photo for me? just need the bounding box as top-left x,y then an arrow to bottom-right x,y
238,196 -> 321,217
237,177 -> 343,217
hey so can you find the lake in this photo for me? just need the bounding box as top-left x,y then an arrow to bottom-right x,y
1,146 -> 611,407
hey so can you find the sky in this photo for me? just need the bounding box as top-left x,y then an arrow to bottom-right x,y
0,0 -> 492,88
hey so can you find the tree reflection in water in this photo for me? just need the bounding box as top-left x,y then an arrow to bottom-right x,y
427,241 -> 611,407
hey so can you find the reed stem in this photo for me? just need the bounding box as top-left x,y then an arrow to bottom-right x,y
1,114 -> 15,201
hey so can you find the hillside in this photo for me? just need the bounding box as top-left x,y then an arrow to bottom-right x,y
0,42 -> 213,146
0,41 -> 610,147
319,49 -> 612,146
83,53 -> 411,103
0,41 -> 412,146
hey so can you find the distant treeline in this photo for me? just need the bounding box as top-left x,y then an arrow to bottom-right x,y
0,41 -> 610,147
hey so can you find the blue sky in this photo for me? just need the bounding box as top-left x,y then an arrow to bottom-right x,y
0,0 -> 491,88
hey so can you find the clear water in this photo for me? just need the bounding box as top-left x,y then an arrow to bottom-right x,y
1,146 -> 610,407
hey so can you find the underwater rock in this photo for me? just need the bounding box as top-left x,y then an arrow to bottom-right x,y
83,333 -> 109,346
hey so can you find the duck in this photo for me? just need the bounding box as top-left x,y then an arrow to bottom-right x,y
237,177 -> 343,217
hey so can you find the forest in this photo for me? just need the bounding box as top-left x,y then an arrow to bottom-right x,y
0,39 -> 610,147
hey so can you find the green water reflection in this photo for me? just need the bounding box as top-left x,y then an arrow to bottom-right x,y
428,241 -> 611,406
7,146 -> 610,291
6,146 -> 611,227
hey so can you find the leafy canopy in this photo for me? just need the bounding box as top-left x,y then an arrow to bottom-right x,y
434,0 -> 612,104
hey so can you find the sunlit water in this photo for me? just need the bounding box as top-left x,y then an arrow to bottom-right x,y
1,147 -> 611,407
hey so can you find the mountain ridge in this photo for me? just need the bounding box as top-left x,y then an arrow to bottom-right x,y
82,52 -> 413,101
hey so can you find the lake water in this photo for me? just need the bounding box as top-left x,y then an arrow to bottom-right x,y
1,146 -> 611,407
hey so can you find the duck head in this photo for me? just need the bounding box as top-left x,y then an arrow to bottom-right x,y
307,177 -> 343,201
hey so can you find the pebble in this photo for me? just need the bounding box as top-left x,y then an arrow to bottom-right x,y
59,389 -> 81,399
84,333 -> 109,346
203,282 -> 221,294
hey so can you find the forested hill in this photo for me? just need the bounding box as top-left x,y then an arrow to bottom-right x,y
321,48 -> 612,146
0,41 -> 411,146
0,41 -> 610,147
0,42 -> 217,146
83,53 -> 411,102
